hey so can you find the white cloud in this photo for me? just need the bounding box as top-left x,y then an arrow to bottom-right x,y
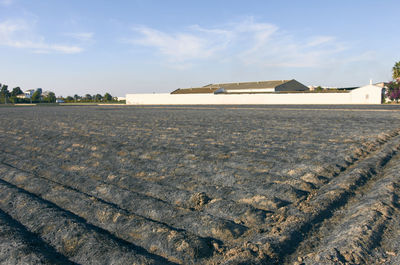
237,33 -> 347,68
0,19 -> 84,54
306,36 -> 335,47
33,45 -> 83,54
64,32 -> 94,42
0,0 -> 14,6
130,25 -> 229,63
128,18 -> 352,69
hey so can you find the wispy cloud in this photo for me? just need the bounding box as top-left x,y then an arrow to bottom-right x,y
129,25 -> 230,63
127,18 -> 352,69
0,19 -> 84,54
237,30 -> 347,67
64,32 -> 94,42
0,0 -> 14,6
306,36 -> 336,47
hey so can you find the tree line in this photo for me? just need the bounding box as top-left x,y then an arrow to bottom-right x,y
0,84 -> 56,104
58,93 -> 121,103
0,82 -> 123,104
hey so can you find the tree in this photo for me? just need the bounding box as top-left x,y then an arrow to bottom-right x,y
393,61 -> 400,80
95,94 -> 103,102
11,87 -> 23,97
73,94 -> 80,102
386,80 -> 400,103
44,92 -> 56,103
0,84 -> 10,104
9,87 -> 24,103
36,88 -> 42,94
31,90 -> 42,103
66,96 -> 74,102
84,94 -> 92,102
103,92 -> 112,102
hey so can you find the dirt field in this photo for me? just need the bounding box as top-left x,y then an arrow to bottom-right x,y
0,105 -> 400,264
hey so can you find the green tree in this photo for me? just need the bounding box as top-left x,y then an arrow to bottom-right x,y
9,87 -> 24,103
83,94 -> 92,102
31,90 -> 42,103
66,96 -> 74,102
95,94 -> 103,102
393,61 -> 400,80
44,92 -> 56,103
103,92 -> 112,102
0,84 -> 10,104
11,87 -> 23,97
73,94 -> 80,102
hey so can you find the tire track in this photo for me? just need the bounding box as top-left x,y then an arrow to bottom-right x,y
249,133 -> 400,264
0,163 -> 214,264
288,154 -> 400,264
0,208 -> 75,265
213,132 -> 400,264
0,134 -> 286,226
0,129 -> 394,228
0,150 -> 248,243
0,179 -> 174,265
2,143 -> 270,228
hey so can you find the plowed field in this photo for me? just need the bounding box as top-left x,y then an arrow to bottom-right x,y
0,105 -> 400,264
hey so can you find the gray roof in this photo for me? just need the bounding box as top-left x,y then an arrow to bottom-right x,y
171,80 -> 293,94
205,80 -> 291,90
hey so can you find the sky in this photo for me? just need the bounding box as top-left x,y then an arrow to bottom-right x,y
0,0 -> 399,97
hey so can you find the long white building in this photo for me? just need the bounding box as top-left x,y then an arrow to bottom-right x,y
126,81 -> 383,105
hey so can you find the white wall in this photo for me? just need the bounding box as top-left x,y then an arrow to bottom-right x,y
126,85 -> 383,105
349,84 -> 383,104
225,88 -> 275,93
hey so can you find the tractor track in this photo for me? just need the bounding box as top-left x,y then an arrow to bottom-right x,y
0,178 -> 173,265
283,141 -> 400,264
190,129 -> 400,264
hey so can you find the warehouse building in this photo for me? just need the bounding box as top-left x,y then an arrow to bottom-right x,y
126,81 -> 384,105
171,79 -> 309,94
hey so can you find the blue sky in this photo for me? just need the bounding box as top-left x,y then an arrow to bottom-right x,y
0,0 -> 399,97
